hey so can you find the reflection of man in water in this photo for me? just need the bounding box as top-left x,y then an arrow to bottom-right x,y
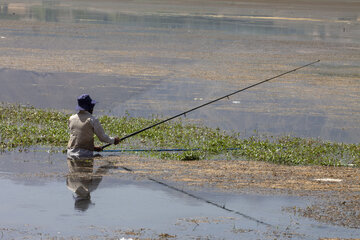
66,94 -> 120,210
66,158 -> 112,211
67,94 -> 120,159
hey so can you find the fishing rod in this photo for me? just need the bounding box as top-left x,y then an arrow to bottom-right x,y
102,147 -> 240,152
101,60 -> 320,150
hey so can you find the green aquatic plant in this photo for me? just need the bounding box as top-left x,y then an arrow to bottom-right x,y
0,104 -> 69,150
0,103 -> 359,167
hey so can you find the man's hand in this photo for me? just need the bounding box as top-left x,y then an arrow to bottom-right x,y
94,146 -> 103,152
114,137 -> 121,145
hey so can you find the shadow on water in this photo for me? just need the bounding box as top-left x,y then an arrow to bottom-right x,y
0,150 -> 359,239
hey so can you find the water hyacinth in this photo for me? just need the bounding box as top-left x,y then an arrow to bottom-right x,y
0,103 -> 359,167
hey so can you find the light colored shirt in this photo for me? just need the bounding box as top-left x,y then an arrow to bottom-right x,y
67,110 -> 114,159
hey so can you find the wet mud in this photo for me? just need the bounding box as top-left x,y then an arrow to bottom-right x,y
105,155 -> 360,229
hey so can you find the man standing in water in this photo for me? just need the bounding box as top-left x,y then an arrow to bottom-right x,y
67,94 -> 120,159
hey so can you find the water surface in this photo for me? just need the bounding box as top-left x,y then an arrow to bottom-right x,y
0,1 -> 359,239
0,0 -> 359,142
0,150 -> 359,239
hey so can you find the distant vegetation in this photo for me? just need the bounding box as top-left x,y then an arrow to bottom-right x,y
0,103 -> 359,167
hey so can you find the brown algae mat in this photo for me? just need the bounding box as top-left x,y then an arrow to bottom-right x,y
106,155 -> 360,229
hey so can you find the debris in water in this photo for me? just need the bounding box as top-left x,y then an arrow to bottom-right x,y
313,178 -> 342,182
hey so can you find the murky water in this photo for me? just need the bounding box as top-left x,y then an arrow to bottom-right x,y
0,0 -> 359,142
0,150 -> 359,239
0,1 -> 359,238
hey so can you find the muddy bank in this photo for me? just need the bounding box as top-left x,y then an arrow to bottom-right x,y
106,155 -> 360,229
106,155 -> 360,194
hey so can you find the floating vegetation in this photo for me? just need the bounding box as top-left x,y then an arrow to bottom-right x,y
0,103 -> 359,167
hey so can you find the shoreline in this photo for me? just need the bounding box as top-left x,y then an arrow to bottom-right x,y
105,155 -> 360,228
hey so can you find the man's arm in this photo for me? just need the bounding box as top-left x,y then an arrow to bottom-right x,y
93,118 -> 114,144
92,118 -> 120,151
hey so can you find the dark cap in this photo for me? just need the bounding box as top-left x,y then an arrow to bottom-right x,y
76,94 -> 97,112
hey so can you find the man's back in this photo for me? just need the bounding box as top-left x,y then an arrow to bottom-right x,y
68,111 -> 95,151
